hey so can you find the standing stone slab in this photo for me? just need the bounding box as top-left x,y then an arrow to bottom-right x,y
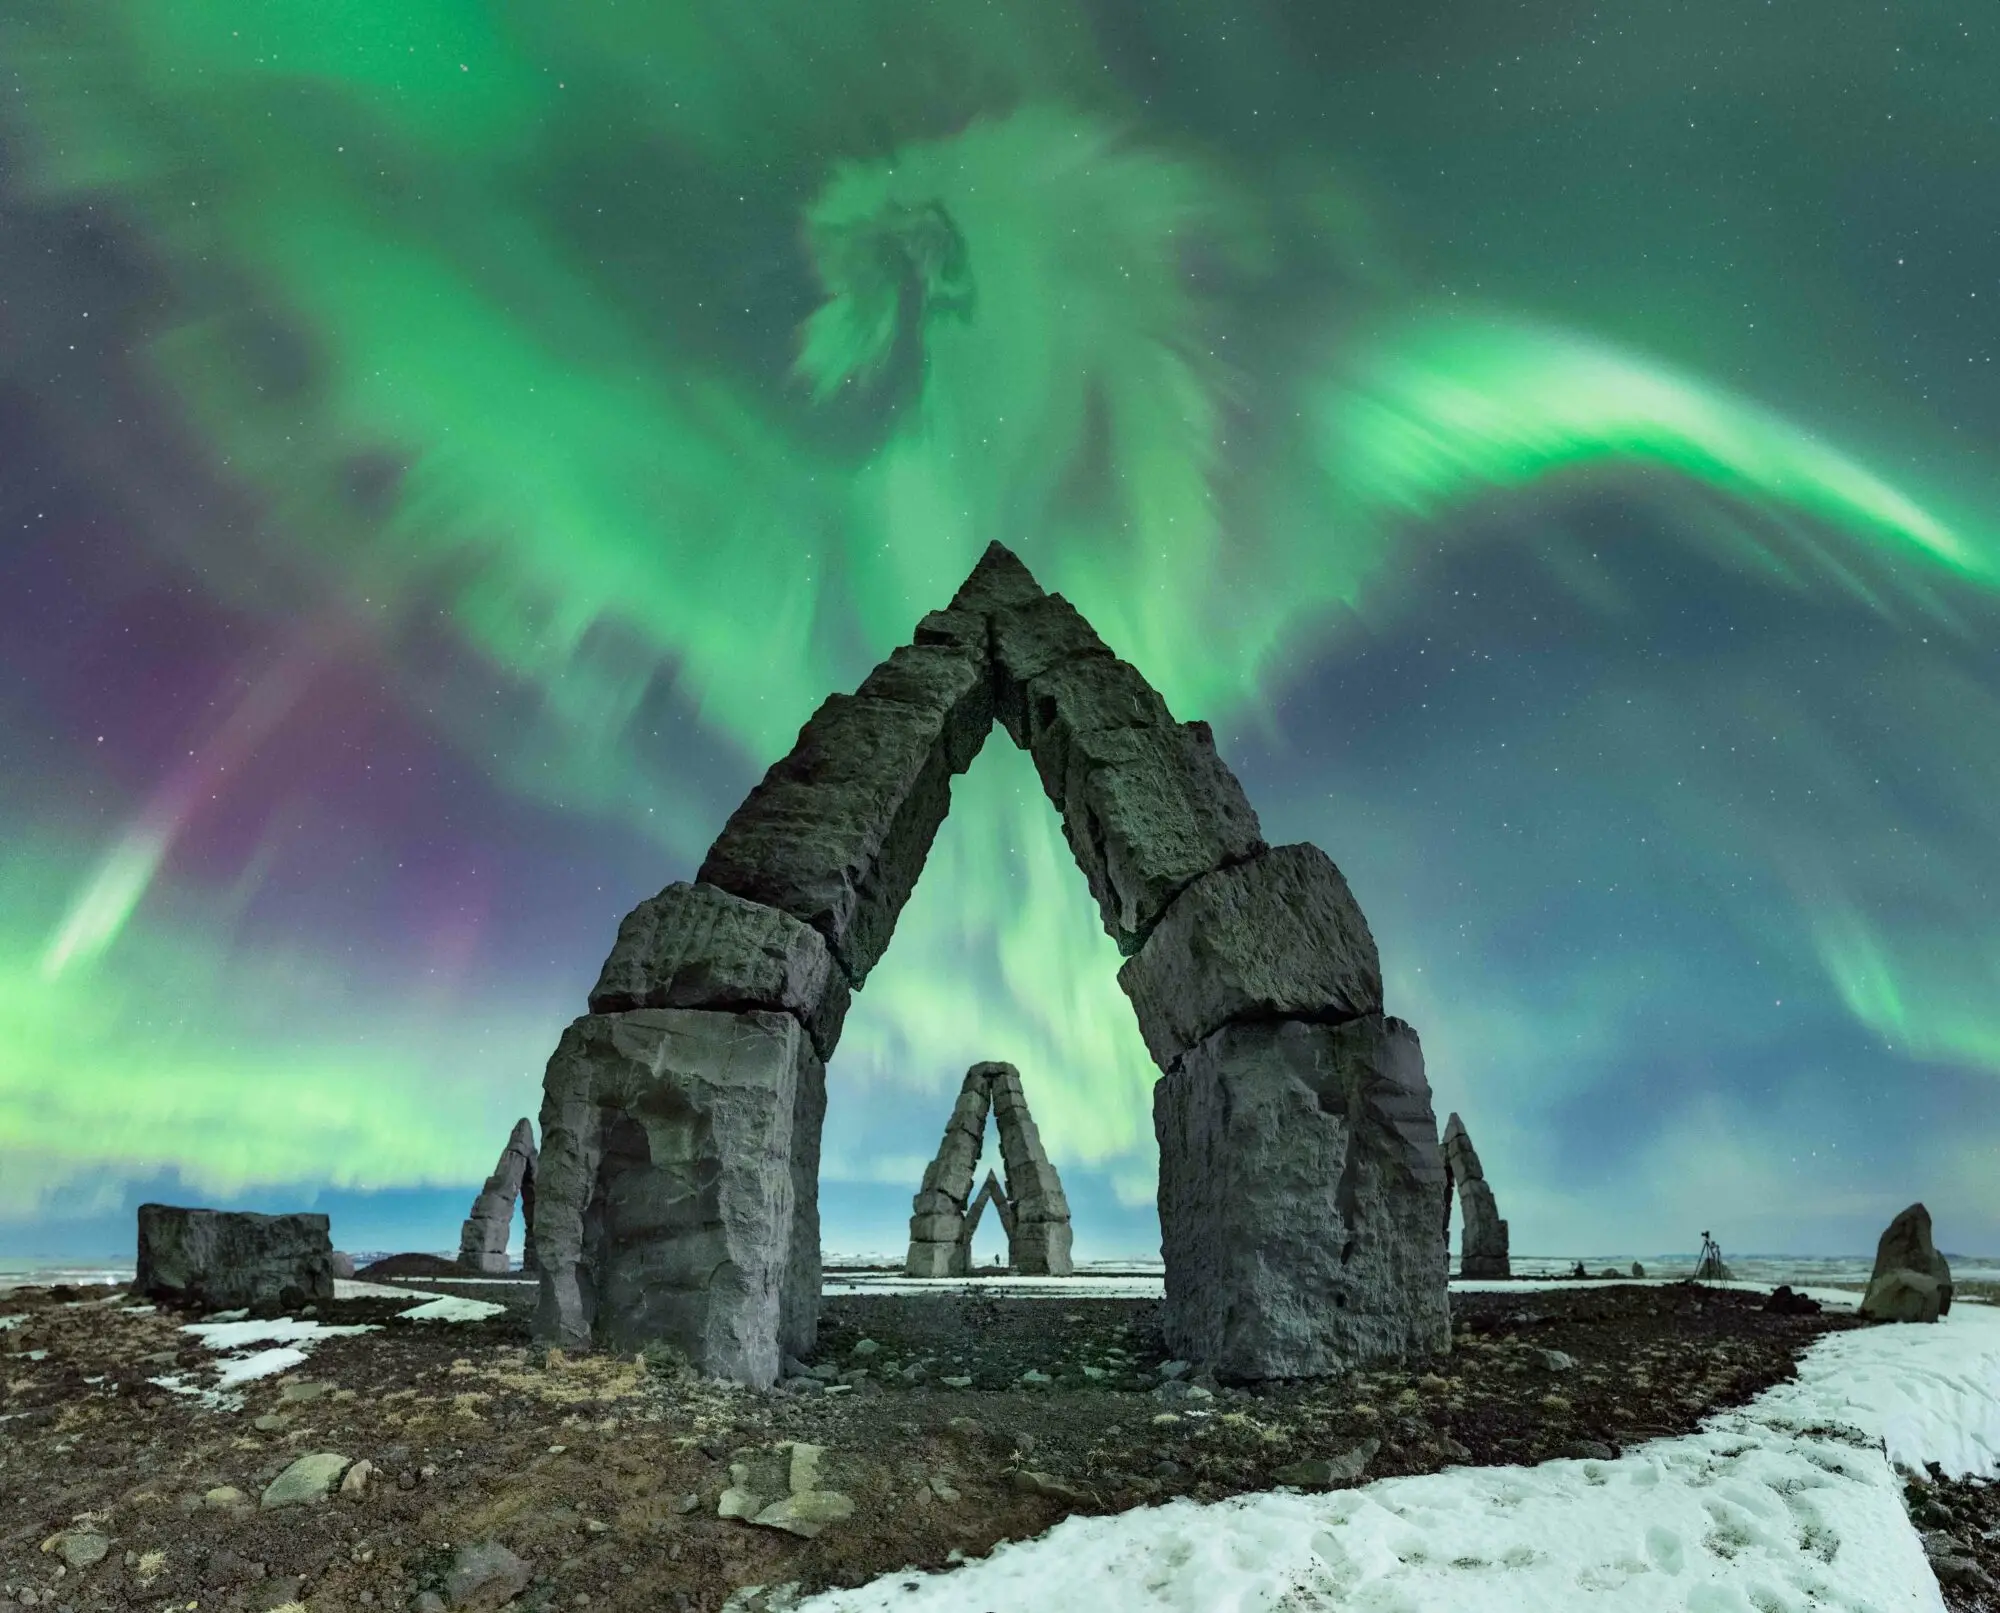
1058,722 -> 1266,952
533,1007 -> 817,1387
1440,1113 -> 1511,1280
1861,1202 -> 1953,1321
458,1118 -> 540,1275
1118,843 -> 1383,1070
1155,1014 -> 1450,1380
137,1206 -> 336,1312
588,882 -> 850,1061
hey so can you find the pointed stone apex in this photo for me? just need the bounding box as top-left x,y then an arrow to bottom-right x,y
1442,1112 -> 1466,1146
949,542 -> 1045,614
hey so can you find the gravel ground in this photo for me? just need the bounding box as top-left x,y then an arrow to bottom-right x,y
0,1277 -> 1906,1613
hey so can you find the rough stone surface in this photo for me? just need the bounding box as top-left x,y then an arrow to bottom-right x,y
260,1452 -> 352,1508
1011,654 -> 1174,804
697,693 -> 962,988
990,593 -> 1116,745
1057,721 -> 1266,952
1862,1202 -> 1953,1322
135,1205 -> 335,1312
444,1541 -> 532,1612
56,1533 -> 109,1569
905,1062 -> 1073,1278
854,639 -> 993,776
1272,1438 -> 1381,1489
779,1048 -> 826,1361
1118,843 -> 1383,1070
1155,1013 -> 1450,1380
458,1118 -> 538,1276
1440,1113 -> 1511,1280
587,882 -> 851,1061
1862,1268 -> 1944,1324
946,540 -> 1046,617
533,1007 -> 819,1388
329,1250 -> 356,1279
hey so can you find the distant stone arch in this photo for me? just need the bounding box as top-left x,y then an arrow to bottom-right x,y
906,1062 -> 1071,1277
533,544 -> 1449,1386
458,1118 -> 538,1275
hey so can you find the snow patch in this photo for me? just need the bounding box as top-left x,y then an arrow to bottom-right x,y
396,1295 -> 507,1324
797,1302 -> 2000,1610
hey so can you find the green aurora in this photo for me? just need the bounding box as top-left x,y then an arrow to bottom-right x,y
1,1 -> 1996,1254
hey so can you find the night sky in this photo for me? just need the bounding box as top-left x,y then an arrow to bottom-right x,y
2,2 -> 1995,1263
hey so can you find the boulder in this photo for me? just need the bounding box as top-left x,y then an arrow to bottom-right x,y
1763,1285 -> 1822,1316
260,1452 -> 352,1508
1057,721 -> 1266,953
532,1007 -> 820,1387
1156,1013 -> 1449,1379
1862,1202 -> 1953,1320
444,1541 -> 532,1612
136,1206 -> 335,1312
329,1251 -> 356,1280
587,882 -> 851,1060
1861,1268 -> 1943,1324
1117,843 -> 1383,1070
458,1118 -> 538,1276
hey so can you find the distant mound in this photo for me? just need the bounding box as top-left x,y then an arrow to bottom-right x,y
356,1252 -> 467,1279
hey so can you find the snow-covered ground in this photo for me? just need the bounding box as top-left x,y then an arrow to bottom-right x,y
787,1282 -> 2000,1612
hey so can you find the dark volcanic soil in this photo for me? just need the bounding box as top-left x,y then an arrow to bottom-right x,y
0,1279 -> 1935,1613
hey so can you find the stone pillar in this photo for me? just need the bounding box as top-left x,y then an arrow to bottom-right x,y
532,1007 -> 816,1388
1441,1113 -> 1511,1279
905,1070 -> 991,1277
1123,840 -> 1448,1379
458,1118 -> 539,1275
1154,1015 -> 1450,1379
988,1064 -> 1073,1275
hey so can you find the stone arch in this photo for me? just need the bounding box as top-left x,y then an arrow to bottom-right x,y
906,1062 -> 1071,1277
533,543 -> 1450,1386
458,1118 -> 539,1275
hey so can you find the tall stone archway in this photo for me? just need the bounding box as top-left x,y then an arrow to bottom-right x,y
533,544 -> 1450,1386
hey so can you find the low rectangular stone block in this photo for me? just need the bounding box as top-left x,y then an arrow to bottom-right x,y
587,882 -> 850,1061
909,1211 -> 965,1243
1011,1220 -> 1073,1277
1118,843 -> 1382,1071
904,1240 -> 963,1278
136,1206 -> 335,1312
